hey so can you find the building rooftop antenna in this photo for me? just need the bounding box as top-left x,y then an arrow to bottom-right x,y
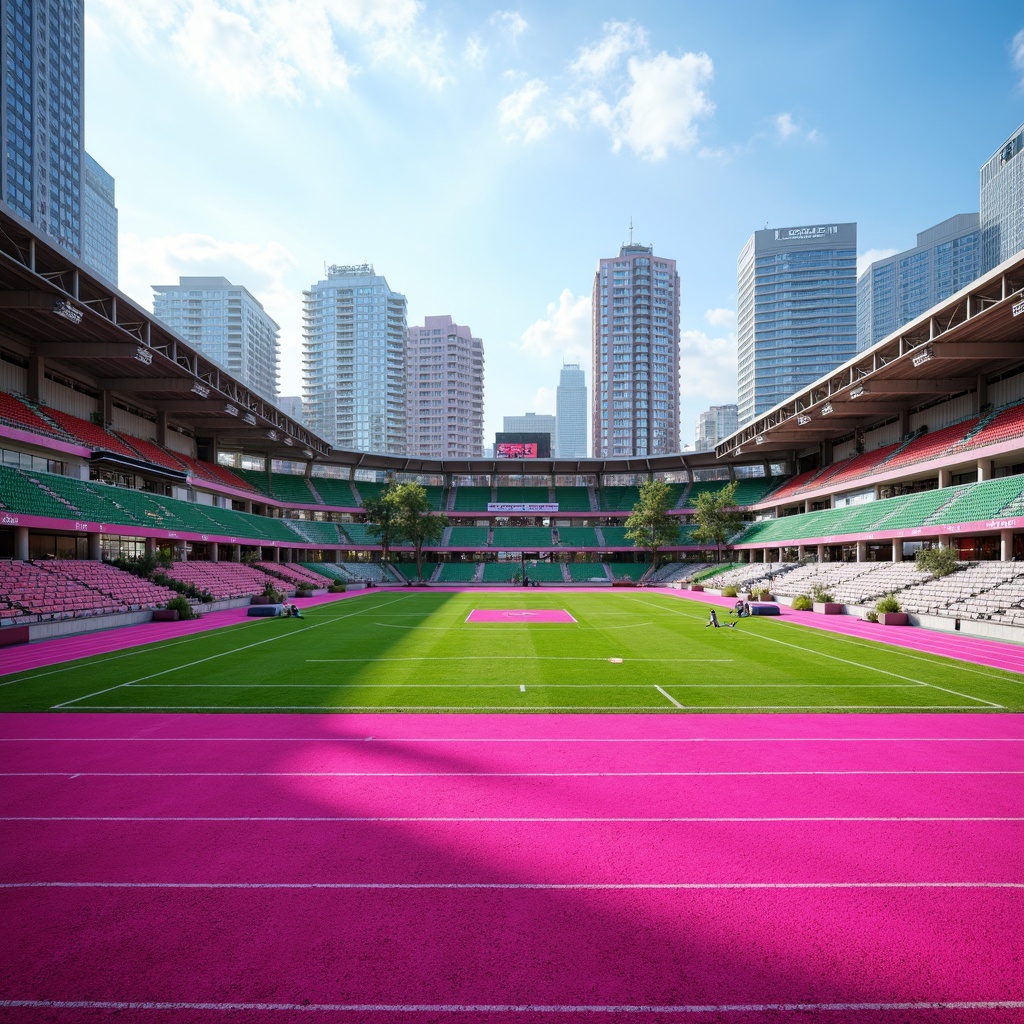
629,217 -> 634,245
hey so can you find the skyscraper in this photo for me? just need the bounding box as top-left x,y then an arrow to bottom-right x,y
695,404 -> 738,451
406,315 -> 484,459
1,0 -> 85,258
502,412 -> 556,454
82,153 -> 118,285
737,223 -> 857,425
302,264 -> 407,454
856,214 -> 980,352
555,363 -> 587,458
980,122 -> 1024,273
592,243 -> 680,457
152,277 -> 279,402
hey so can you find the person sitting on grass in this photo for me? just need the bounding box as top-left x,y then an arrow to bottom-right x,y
706,608 -> 736,629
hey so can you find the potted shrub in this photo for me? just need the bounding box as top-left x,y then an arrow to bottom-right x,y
811,583 -> 843,615
750,586 -> 774,602
875,593 -> 908,626
690,583 -> 704,592
329,581 -> 348,593
154,596 -> 197,621
791,594 -> 813,611
253,581 -> 285,605
721,586 -> 738,598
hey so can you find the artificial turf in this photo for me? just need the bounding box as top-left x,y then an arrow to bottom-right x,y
1,590 -> 1020,713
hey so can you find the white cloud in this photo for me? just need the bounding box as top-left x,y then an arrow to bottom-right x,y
491,10 -> 527,42
772,112 -> 821,144
465,34 -> 486,70
678,327 -> 737,404
599,52 -> 715,160
704,307 -> 736,330
1013,28 -> 1024,85
857,247 -> 899,278
570,20 -> 647,78
91,0 -> 446,101
499,79 -> 552,144
499,19 -> 715,161
518,290 -> 591,362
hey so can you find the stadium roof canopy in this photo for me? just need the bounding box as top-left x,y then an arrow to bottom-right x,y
716,251 -> 1024,460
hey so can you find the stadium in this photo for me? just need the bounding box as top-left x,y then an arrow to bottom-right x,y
2,207 -> 1024,1018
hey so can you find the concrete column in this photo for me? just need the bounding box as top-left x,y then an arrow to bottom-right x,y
244,501 -> 253,514
232,544 -> 242,562
101,391 -> 114,427
892,538 -> 903,562
817,544 -> 825,562
87,532 -> 102,560
334,549 -> 343,564
761,548 -> 769,563
937,467 -> 950,489
27,354 -> 44,401
155,411 -> 169,447
1001,529 -> 1013,562
178,541 -> 188,562
804,499 -> 812,514
145,537 -> 157,556
14,527 -> 29,561
272,547 -> 280,562
209,542 -> 219,562
856,540 -> 867,563
797,545 -> 806,561
977,460 -> 991,482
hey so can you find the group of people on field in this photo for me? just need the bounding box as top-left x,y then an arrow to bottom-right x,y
705,599 -> 752,629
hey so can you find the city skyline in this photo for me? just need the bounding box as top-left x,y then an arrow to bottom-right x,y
78,3 -> 1024,449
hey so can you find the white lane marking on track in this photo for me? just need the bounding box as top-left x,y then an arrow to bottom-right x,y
4,736 -> 1022,742
2,1000 -> 1023,1014
655,685 -> 684,708
50,596 -> 413,709
4,771 -> 1022,778
4,815 -> 1019,823
3,881 -> 1022,889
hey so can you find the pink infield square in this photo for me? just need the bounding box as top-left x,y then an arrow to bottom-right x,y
466,608 -> 576,623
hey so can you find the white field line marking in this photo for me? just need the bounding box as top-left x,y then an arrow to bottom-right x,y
375,622 -> 652,630
305,657 -> 735,663
655,685 -> 684,709
1,1001 -> 1023,1015
0,621 -> 266,687
50,596 -> 412,709
519,685 -> 526,692
56,704 -> 996,712
135,681 -> 912,689
768,618 -> 1024,683
709,618 -> 1004,709
2,881 -> 1022,891
6,770 -> 1023,778
6,736 -> 1021,743
5,815 -> 1018,823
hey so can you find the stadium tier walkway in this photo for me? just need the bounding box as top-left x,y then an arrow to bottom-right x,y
3,584 -> 1023,680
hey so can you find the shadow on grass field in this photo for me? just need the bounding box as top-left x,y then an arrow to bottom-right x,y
1,591 -> 1020,713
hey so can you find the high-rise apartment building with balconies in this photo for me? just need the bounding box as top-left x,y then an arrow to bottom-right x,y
592,243 -> 679,457
302,264 -> 407,454
406,315 -> 484,459
152,277 -> 279,403
980,122 -> 1024,273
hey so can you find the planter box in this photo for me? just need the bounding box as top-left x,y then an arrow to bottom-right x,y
152,609 -> 180,622
251,595 -> 271,605
813,602 -> 843,615
612,580 -> 636,587
880,612 -> 909,626
690,584 -> 704,592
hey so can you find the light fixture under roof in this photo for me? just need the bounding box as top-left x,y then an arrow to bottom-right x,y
133,346 -> 153,365
53,298 -> 83,324
797,414 -> 812,426
190,382 -> 210,398
911,345 -> 934,367
849,384 -> 868,399
266,429 -> 279,441
223,403 -> 238,417
243,412 -> 257,425
821,402 -> 834,416
754,435 -> 765,445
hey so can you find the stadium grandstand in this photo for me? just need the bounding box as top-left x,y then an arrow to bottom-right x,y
1,206 -> 1023,644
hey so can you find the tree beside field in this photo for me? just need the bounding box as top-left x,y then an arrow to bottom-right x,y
692,480 -> 744,562
624,480 -> 679,572
362,482 -> 403,564
391,482 -> 449,582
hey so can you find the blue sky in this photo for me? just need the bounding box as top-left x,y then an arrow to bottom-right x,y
83,1 -> 1024,451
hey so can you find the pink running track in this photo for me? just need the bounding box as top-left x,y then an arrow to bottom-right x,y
1,712 -> 1022,1022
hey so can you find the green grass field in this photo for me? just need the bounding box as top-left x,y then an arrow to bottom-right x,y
1,591 -> 1021,713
